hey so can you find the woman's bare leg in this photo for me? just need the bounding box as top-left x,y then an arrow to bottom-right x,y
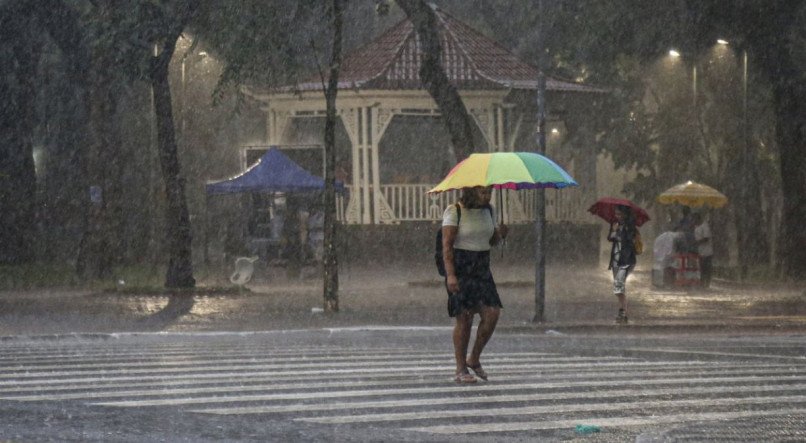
467,306 -> 500,367
453,310 -> 474,373
616,293 -> 626,311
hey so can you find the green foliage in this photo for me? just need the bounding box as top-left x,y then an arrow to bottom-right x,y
193,1 -> 328,99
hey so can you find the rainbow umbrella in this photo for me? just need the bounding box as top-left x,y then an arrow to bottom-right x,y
428,152 -> 577,193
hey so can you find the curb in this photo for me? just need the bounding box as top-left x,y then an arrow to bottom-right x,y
498,321 -> 806,335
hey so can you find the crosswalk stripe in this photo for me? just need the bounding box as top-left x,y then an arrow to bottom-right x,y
0,353 -> 572,372
0,347 -> 449,362
3,338 -> 804,438
198,382 -> 806,416
0,356 -> 613,379
3,361 -> 700,387
0,349 -> 420,362
5,367 -> 805,402
2,363 -> 790,395
92,374 -> 806,408
626,347 -> 806,361
0,358 -> 698,382
406,408 -> 806,434
300,394 -> 806,424
0,343 -> 478,358
0,343 -> 348,360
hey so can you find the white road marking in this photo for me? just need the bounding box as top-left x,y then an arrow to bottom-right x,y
0,353 -> 568,372
407,408 -> 806,434
0,348 -> 442,363
5,367 -> 803,401
0,357 -> 690,382
626,347 -> 806,361
92,374 -> 806,408
199,382 -> 806,416
1,362 -> 783,394
300,394 -> 806,424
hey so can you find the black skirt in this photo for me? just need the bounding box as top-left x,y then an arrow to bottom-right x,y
445,249 -> 503,317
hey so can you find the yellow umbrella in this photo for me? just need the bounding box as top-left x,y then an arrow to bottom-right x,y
657,180 -> 728,208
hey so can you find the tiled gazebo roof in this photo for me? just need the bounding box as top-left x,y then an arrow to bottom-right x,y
286,6 -> 603,94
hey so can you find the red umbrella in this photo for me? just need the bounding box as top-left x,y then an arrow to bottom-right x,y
588,197 -> 651,227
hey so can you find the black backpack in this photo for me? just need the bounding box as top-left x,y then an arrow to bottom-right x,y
435,204 -> 461,277
434,204 -> 492,276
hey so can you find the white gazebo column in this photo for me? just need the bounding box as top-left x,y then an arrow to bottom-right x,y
371,106 -> 397,224
266,109 -> 291,145
470,107 -> 495,152
477,103 -> 529,224
339,108 -> 362,224
494,105 -> 505,152
359,107 -> 371,224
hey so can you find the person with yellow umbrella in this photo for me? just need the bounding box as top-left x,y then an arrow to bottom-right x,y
658,180 -> 728,288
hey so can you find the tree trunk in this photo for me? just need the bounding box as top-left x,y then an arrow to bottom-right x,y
76,60 -> 120,280
322,0 -> 344,313
772,79 -> 806,280
0,2 -> 40,264
34,0 -> 92,267
151,35 -> 195,288
750,22 -> 806,281
396,0 -> 476,162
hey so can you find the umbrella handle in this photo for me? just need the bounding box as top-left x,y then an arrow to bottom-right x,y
498,188 -> 505,258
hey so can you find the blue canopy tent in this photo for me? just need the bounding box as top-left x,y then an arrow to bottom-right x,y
204,147 -> 343,266
206,147 -> 342,195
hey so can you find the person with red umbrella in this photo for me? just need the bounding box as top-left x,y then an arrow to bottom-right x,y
589,198 -> 649,325
607,205 -> 640,324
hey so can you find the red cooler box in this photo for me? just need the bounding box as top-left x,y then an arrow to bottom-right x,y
672,253 -> 700,287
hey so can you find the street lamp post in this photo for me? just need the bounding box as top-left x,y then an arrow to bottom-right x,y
668,49 -> 697,107
740,48 -> 750,280
718,39 -> 751,278
533,0 -> 547,323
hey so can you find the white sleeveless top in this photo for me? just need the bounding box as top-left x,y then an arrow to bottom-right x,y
442,204 -> 496,251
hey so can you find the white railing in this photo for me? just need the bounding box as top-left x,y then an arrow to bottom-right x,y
335,184 -> 589,224
518,187 -> 590,223
383,184 -> 458,221
378,184 -> 589,224
335,192 -> 347,222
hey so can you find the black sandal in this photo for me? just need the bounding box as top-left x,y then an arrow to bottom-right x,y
454,370 -> 477,383
467,363 -> 488,381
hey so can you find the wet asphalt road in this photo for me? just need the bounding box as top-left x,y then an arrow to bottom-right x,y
0,329 -> 805,442
1,262 -> 805,336
0,262 -> 804,441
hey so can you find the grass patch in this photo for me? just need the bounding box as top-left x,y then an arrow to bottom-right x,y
109,285 -> 246,296
0,263 -> 241,295
0,263 -> 81,290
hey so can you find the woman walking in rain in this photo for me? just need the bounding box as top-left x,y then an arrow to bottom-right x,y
441,186 -> 508,383
608,205 -> 638,324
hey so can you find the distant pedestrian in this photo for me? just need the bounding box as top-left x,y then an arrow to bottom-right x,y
677,206 -> 697,253
652,224 -> 680,287
441,186 -> 508,383
693,212 -> 713,288
608,205 -> 638,324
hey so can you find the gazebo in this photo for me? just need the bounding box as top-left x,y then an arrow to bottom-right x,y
246,6 -> 605,226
